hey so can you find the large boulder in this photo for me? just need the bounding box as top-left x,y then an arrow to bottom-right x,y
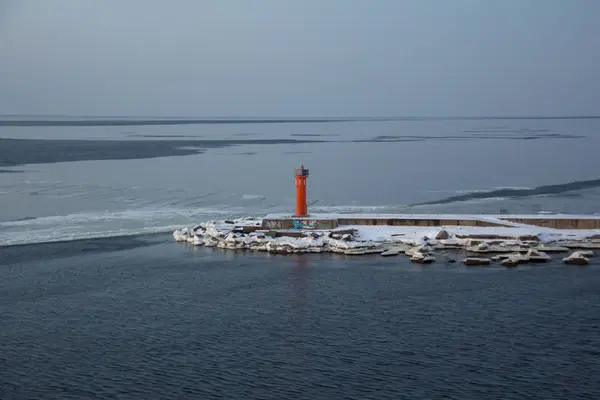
467,243 -> 514,253
535,244 -> 569,252
341,233 -> 353,242
500,253 -> 530,267
563,251 -> 589,265
410,252 -> 435,264
381,249 -> 400,257
501,257 -> 520,267
524,249 -> 551,263
462,257 -> 491,266
435,229 -> 451,240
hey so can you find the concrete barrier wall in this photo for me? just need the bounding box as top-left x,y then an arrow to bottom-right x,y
262,219 -> 293,229
262,217 -> 600,230
501,218 -> 600,229
314,219 -> 338,229
262,218 -> 338,230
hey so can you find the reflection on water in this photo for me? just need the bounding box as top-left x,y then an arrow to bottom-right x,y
290,255 -> 310,309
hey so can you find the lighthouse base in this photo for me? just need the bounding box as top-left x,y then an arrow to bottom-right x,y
262,216 -> 339,230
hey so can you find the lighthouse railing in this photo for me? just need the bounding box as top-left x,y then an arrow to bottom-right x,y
294,168 -> 309,177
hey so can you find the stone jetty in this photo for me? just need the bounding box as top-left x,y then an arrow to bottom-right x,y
173,214 -> 600,267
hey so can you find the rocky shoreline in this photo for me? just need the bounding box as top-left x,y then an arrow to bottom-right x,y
173,217 -> 599,267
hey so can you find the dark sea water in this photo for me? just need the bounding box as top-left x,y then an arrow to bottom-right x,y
1,236 -> 600,399
2,117 -> 600,398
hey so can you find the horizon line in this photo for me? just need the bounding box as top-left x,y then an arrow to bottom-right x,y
1,114 -> 600,120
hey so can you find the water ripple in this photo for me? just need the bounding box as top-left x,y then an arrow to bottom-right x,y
3,244 -> 599,399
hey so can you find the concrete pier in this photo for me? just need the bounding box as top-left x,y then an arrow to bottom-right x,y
261,214 -> 600,230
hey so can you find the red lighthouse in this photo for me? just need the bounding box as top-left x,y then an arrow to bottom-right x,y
294,165 -> 309,217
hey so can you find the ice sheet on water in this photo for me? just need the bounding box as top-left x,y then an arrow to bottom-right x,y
0,207 -> 239,247
241,194 -> 265,200
309,204 -> 404,214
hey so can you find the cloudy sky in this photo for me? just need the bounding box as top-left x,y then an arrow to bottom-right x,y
1,0 -> 598,117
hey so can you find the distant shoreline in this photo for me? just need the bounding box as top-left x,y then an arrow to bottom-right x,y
1,115 -> 600,127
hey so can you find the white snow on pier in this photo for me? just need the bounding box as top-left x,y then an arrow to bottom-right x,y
172,215 -> 600,259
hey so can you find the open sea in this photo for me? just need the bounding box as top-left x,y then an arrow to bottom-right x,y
2,116 -> 600,399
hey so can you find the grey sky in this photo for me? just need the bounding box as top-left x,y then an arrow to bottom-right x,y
1,0 -> 598,117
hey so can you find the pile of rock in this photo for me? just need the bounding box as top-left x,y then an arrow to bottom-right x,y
404,245 -> 436,263
173,219 -> 389,255
173,218 -> 598,267
489,249 -> 552,267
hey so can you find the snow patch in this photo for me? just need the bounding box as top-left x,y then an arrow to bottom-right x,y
241,194 -> 265,200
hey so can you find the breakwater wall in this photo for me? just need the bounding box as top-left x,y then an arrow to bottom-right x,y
261,214 -> 600,230
501,217 -> 600,230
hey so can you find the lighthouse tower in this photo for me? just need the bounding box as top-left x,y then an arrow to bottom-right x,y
294,164 -> 309,217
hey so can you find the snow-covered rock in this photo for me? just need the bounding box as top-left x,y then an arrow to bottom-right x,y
190,235 -> 203,246
563,251 -> 589,265
173,229 -> 189,242
463,257 -> 491,266
524,249 -> 551,262
410,252 -> 435,264
381,249 -> 400,257
172,216 -> 600,258
466,243 -> 517,253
